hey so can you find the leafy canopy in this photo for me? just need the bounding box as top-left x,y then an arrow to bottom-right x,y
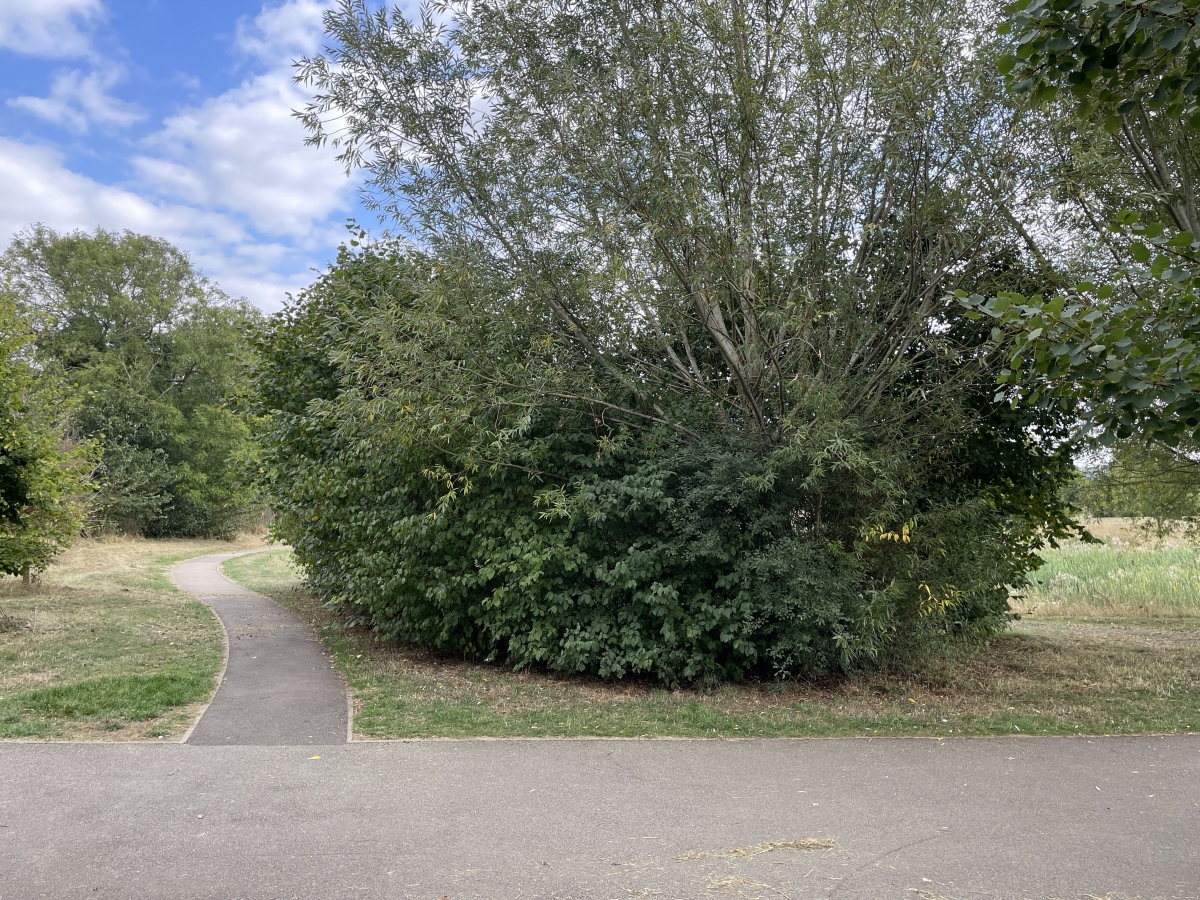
964,0 -> 1200,446
0,288 -> 91,576
253,0 -> 1082,683
1,226 -> 263,537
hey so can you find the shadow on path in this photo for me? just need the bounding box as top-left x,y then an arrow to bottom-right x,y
173,552 -> 347,746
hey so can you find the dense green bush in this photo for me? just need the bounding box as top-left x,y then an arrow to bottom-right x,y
253,0 -> 1084,684
251,245 -> 1077,684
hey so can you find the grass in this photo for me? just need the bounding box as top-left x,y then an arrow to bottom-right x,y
1017,532 -> 1200,621
223,548 -> 1200,740
0,535 -> 265,741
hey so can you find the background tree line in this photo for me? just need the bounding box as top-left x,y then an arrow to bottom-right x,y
1,226 -> 262,575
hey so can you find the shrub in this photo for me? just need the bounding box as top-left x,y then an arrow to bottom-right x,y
250,245 -> 1077,684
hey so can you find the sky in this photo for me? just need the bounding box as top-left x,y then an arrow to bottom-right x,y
0,0 -> 391,313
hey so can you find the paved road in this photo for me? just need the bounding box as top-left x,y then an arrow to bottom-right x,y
2,736 -> 1197,900
172,552 -> 347,745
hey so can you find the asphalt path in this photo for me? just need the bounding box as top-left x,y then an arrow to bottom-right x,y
1,736 -> 1197,900
1,555 -> 1197,899
172,552 -> 347,745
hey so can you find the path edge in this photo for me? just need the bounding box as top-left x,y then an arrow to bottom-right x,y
174,548 -> 272,744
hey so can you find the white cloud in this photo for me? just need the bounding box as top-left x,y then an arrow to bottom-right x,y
0,137 -> 316,312
235,0 -> 329,64
133,1 -> 352,243
10,65 -> 143,134
0,0 -> 104,59
134,70 -> 350,239
0,1 -> 361,313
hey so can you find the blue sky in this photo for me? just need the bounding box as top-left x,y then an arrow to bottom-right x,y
0,1 -> 389,312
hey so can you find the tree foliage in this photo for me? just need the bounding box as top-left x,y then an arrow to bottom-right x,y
1071,440 -> 1200,529
1001,0 -> 1200,125
0,288 -> 91,577
1,226 -> 262,537
964,0 -> 1200,445
251,0 -> 1083,683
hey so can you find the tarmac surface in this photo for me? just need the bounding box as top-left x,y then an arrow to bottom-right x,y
2,736 -> 1197,899
0,555 -> 1197,899
172,552 -> 347,745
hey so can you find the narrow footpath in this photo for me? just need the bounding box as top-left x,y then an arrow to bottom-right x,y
172,552 -> 347,745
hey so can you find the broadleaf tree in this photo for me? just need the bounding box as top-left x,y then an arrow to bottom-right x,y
251,0 -> 1082,683
1,226 -> 263,538
0,286 -> 91,579
962,0 -> 1200,446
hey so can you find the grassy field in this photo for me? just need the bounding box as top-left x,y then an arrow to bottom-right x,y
224,548 -> 1200,740
0,536 -> 264,741
1016,520 -> 1200,621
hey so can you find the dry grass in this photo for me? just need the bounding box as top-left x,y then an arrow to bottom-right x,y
224,550 -> 1200,739
706,876 -> 781,895
1015,517 -> 1200,621
676,839 -> 836,861
0,535 -> 265,741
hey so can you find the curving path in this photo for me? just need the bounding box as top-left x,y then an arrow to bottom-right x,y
172,551 -> 347,746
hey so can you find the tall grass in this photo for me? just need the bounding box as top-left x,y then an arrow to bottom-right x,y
1018,541 -> 1200,619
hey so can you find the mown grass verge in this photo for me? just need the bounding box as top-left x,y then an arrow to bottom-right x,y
223,549 -> 1200,740
1,536 -> 264,740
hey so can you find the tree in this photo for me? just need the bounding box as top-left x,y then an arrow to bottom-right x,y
0,286 -> 90,580
1,226 -> 262,537
1071,440 -> 1200,533
254,0 -> 1081,683
961,0 -> 1200,446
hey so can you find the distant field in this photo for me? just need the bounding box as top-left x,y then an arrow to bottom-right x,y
224,547 -> 1200,740
1016,518 -> 1200,621
0,536 -> 264,741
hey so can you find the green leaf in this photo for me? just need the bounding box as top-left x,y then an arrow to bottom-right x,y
1035,83 -> 1059,102
1159,24 -> 1190,52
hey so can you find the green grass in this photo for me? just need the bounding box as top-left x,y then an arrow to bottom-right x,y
1018,540 -> 1200,620
0,674 -> 213,738
1,536 -> 265,740
223,549 -> 1200,740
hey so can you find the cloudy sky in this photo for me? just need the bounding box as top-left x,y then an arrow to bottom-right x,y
0,0 -> 382,312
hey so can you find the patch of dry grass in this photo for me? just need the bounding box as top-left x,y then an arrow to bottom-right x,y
0,535 -> 265,740
676,839 -> 836,861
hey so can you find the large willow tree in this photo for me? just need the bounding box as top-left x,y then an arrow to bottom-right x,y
255,0 -> 1078,683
